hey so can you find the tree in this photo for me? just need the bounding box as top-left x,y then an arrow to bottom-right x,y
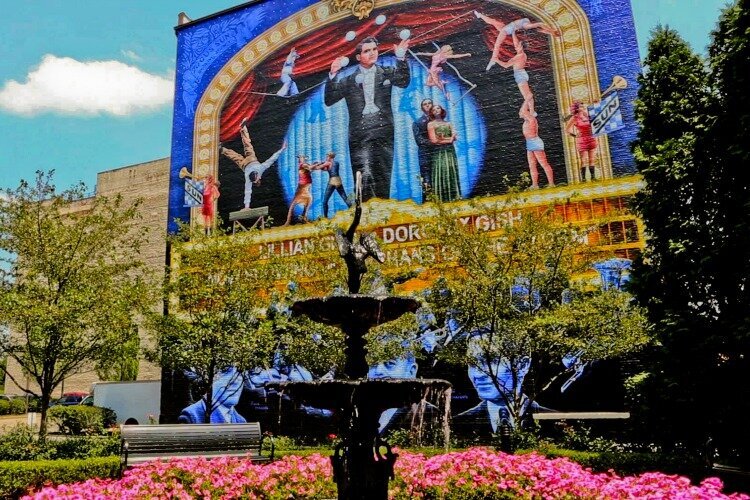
148,225 -> 293,424
704,3 -> 750,461
0,172 -> 152,436
426,199 -> 650,427
631,6 -> 750,462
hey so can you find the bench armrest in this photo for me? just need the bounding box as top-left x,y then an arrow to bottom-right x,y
261,434 -> 275,461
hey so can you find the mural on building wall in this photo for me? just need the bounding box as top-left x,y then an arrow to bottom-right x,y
165,0 -> 643,435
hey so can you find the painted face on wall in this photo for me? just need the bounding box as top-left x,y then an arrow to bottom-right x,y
213,367 -> 244,407
284,364 -> 314,382
368,356 -> 418,380
244,367 -> 285,395
356,41 -> 379,68
467,335 -> 530,403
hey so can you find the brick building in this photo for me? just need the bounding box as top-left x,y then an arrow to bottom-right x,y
3,157 -> 170,396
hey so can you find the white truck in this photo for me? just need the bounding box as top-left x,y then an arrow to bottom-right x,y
92,380 -> 161,425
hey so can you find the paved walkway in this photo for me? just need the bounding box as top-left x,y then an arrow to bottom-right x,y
0,414 -> 59,434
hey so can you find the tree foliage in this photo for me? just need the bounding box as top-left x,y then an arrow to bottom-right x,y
147,225 -> 284,422
631,5 -> 750,462
0,172 -> 152,436
425,199 -> 650,424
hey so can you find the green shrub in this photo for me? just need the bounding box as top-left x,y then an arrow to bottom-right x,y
0,456 -> 120,498
0,400 -> 9,415
555,424 -> 625,453
26,397 -> 41,413
8,399 -> 26,415
49,406 -> 117,435
0,425 -> 120,462
0,425 -> 51,462
51,435 -> 120,460
522,445 -> 707,478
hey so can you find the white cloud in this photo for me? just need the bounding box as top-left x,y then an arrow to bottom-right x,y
121,49 -> 143,62
0,54 -> 174,116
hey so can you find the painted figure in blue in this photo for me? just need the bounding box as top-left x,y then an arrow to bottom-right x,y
324,36 -> 411,200
244,366 -> 285,398
368,353 -> 437,436
412,98 -> 434,196
178,367 -> 246,424
318,152 -> 353,218
453,332 -> 551,438
593,258 -> 632,291
277,47 -> 300,97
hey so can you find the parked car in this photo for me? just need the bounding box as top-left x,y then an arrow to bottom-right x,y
49,392 -> 89,407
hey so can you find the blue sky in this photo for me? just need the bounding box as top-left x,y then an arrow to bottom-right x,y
0,0 -> 729,192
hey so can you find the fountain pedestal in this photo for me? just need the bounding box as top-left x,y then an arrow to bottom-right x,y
272,295 -> 451,500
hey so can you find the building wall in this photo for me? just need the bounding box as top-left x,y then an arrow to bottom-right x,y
3,158 -> 170,397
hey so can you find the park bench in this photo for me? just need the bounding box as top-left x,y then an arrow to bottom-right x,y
120,422 -> 274,470
532,411 -> 630,421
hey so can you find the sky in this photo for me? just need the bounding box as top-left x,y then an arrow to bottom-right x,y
0,0 -> 730,192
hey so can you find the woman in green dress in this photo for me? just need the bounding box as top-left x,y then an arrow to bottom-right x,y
427,105 -> 462,202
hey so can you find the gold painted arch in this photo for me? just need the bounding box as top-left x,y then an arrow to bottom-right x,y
191,0 -> 609,212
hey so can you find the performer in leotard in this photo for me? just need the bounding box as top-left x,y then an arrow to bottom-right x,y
201,174 -> 220,234
277,48 -> 300,97
520,100 -> 555,189
565,101 -> 598,182
474,11 -> 560,71
284,154 -> 319,226
496,32 -> 535,114
318,152 -> 352,218
413,45 -> 471,101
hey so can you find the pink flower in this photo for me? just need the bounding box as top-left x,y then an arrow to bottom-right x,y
20,448 -> 750,499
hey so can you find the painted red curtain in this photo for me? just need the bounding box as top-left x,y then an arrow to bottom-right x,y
220,0 -> 550,140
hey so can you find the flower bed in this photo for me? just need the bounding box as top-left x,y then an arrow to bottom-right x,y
26,448 -> 747,499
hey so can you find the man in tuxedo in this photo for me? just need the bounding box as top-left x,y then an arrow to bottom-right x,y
324,36 -> 411,200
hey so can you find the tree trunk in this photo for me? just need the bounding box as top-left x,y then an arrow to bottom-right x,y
204,367 -> 215,424
39,390 -> 51,440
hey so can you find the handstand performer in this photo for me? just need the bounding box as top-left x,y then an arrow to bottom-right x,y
474,10 -> 560,71
219,119 -> 286,209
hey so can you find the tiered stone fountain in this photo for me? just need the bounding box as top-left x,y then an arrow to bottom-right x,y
271,175 -> 451,499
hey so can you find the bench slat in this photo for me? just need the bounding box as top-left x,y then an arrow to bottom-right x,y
120,423 -> 271,470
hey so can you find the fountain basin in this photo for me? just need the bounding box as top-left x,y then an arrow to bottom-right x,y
291,295 -> 419,328
268,379 -> 451,415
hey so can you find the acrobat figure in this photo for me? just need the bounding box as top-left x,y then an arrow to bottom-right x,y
520,99 -> 554,189
284,154 -> 321,226
219,119 -> 287,209
565,101 -> 598,182
277,48 -> 300,97
474,10 -> 560,71
413,45 -> 471,101
496,32 -> 535,115
317,152 -> 353,218
201,175 -> 220,234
